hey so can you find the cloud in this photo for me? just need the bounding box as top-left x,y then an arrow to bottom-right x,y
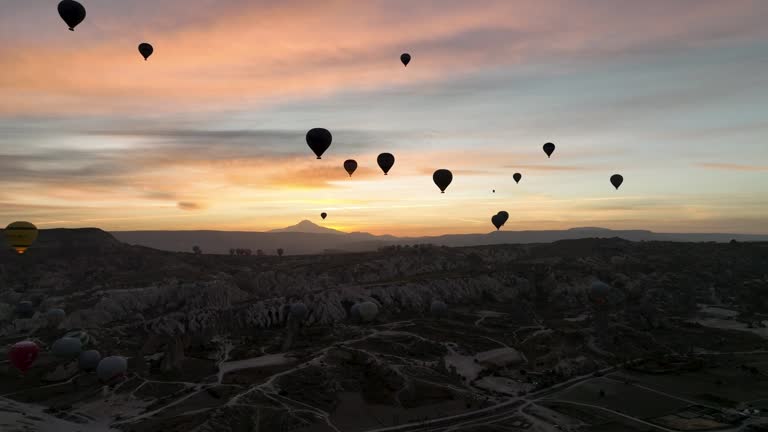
504,164 -> 597,172
177,201 -> 205,211
695,163 -> 768,172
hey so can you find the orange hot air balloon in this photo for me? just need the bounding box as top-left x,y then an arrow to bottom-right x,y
4,221 -> 38,254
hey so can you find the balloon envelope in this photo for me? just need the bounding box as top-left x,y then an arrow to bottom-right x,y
513,173 -> 522,184
543,143 -> 556,158
610,174 -> 624,190
321,212 -> 327,220
5,221 -> 38,255
306,128 -> 332,159
52,337 -> 82,358
358,301 -> 379,322
58,0 -> 86,31
343,159 -> 358,177
138,43 -> 154,60
289,302 -> 308,322
491,214 -> 503,230
9,341 -> 39,373
78,350 -> 101,371
15,301 -> 34,318
46,308 -> 66,327
97,356 -> 128,383
590,280 -> 611,305
430,300 -> 447,317
497,211 -> 509,226
377,153 -> 395,175
433,169 -> 453,193
400,53 -> 411,66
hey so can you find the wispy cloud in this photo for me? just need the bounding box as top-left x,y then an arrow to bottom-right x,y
696,163 -> 768,172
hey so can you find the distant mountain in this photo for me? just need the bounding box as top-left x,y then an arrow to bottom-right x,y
268,220 -> 345,235
109,222 -> 768,256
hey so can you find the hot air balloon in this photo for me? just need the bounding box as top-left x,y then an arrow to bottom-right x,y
15,301 -> 34,319
491,214 -> 503,231
492,189 -> 495,193
497,211 -> 509,226
358,301 -> 379,322
9,341 -> 39,373
513,173 -> 522,184
78,350 -> 101,371
97,356 -> 128,383
350,303 -> 361,322
321,212 -> 327,220
610,174 -> 623,190
543,142 -> 556,158
377,153 -> 395,175
64,330 -> 93,347
433,169 -> 453,193
306,128 -> 332,159
46,308 -> 66,327
5,221 -> 38,255
590,280 -> 611,306
52,337 -> 82,359
430,300 -> 447,317
400,53 -> 411,67
138,43 -> 153,61
58,0 -> 86,31
289,302 -> 308,323
344,159 -> 358,177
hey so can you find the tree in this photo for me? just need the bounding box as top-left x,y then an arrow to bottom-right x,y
192,246 -> 202,255
244,248 -> 252,256
229,248 -> 235,256
277,248 -> 284,257
256,249 -> 264,256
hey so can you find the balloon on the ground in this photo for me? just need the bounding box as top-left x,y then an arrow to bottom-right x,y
97,356 -> 128,382
430,300 -> 447,317
513,173 -> 522,184
344,159 -> 358,177
78,350 -> 101,371
9,341 -> 39,373
5,221 -> 38,255
358,301 -> 379,322
400,53 -> 411,66
52,337 -> 82,358
377,153 -> 395,175
58,0 -> 86,31
350,303 -> 361,321
15,301 -> 34,319
46,308 -> 66,327
610,174 -> 624,190
590,280 -> 611,306
306,128 -> 332,159
289,302 -> 308,322
543,142 -> 556,158
433,169 -> 453,193
138,43 -> 154,60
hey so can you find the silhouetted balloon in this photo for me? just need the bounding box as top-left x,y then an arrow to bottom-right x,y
290,302 -> 308,322
52,337 -> 82,359
493,189 -> 495,193
78,350 -> 101,371
306,128 -> 332,159
497,211 -> 509,226
513,173 -> 522,184
400,53 -> 411,66
97,356 -> 128,383
138,43 -> 153,61
15,301 -> 34,319
491,214 -> 503,231
9,341 -> 39,373
433,169 -> 453,193
377,153 -> 395,175
5,221 -> 38,255
358,301 -> 379,322
58,0 -> 86,31
610,174 -> 623,190
344,159 -> 358,177
543,142 -> 555,158
430,300 -> 447,317
321,212 -> 327,220
46,308 -> 66,327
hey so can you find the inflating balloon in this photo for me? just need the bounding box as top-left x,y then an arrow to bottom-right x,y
289,302 -> 308,323
78,350 -> 101,371
610,174 -> 623,190
344,159 -> 358,177
15,301 -> 34,319
377,153 -> 395,175
138,43 -> 154,61
306,128 -> 332,159
433,169 -> 453,193
400,53 -> 411,67
358,301 -> 379,322
97,356 -> 128,383
321,212 -> 327,220
590,280 -> 611,306
430,300 -> 447,317
9,341 -> 39,373
513,173 -> 522,184
58,0 -> 86,31
46,308 -> 66,327
543,142 -> 556,158
350,303 -> 361,322
5,221 -> 38,255
52,337 -> 82,359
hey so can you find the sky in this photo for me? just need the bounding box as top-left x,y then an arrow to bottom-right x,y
1,0 -> 767,236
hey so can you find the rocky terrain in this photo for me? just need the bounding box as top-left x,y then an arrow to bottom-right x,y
1,229 -> 768,431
